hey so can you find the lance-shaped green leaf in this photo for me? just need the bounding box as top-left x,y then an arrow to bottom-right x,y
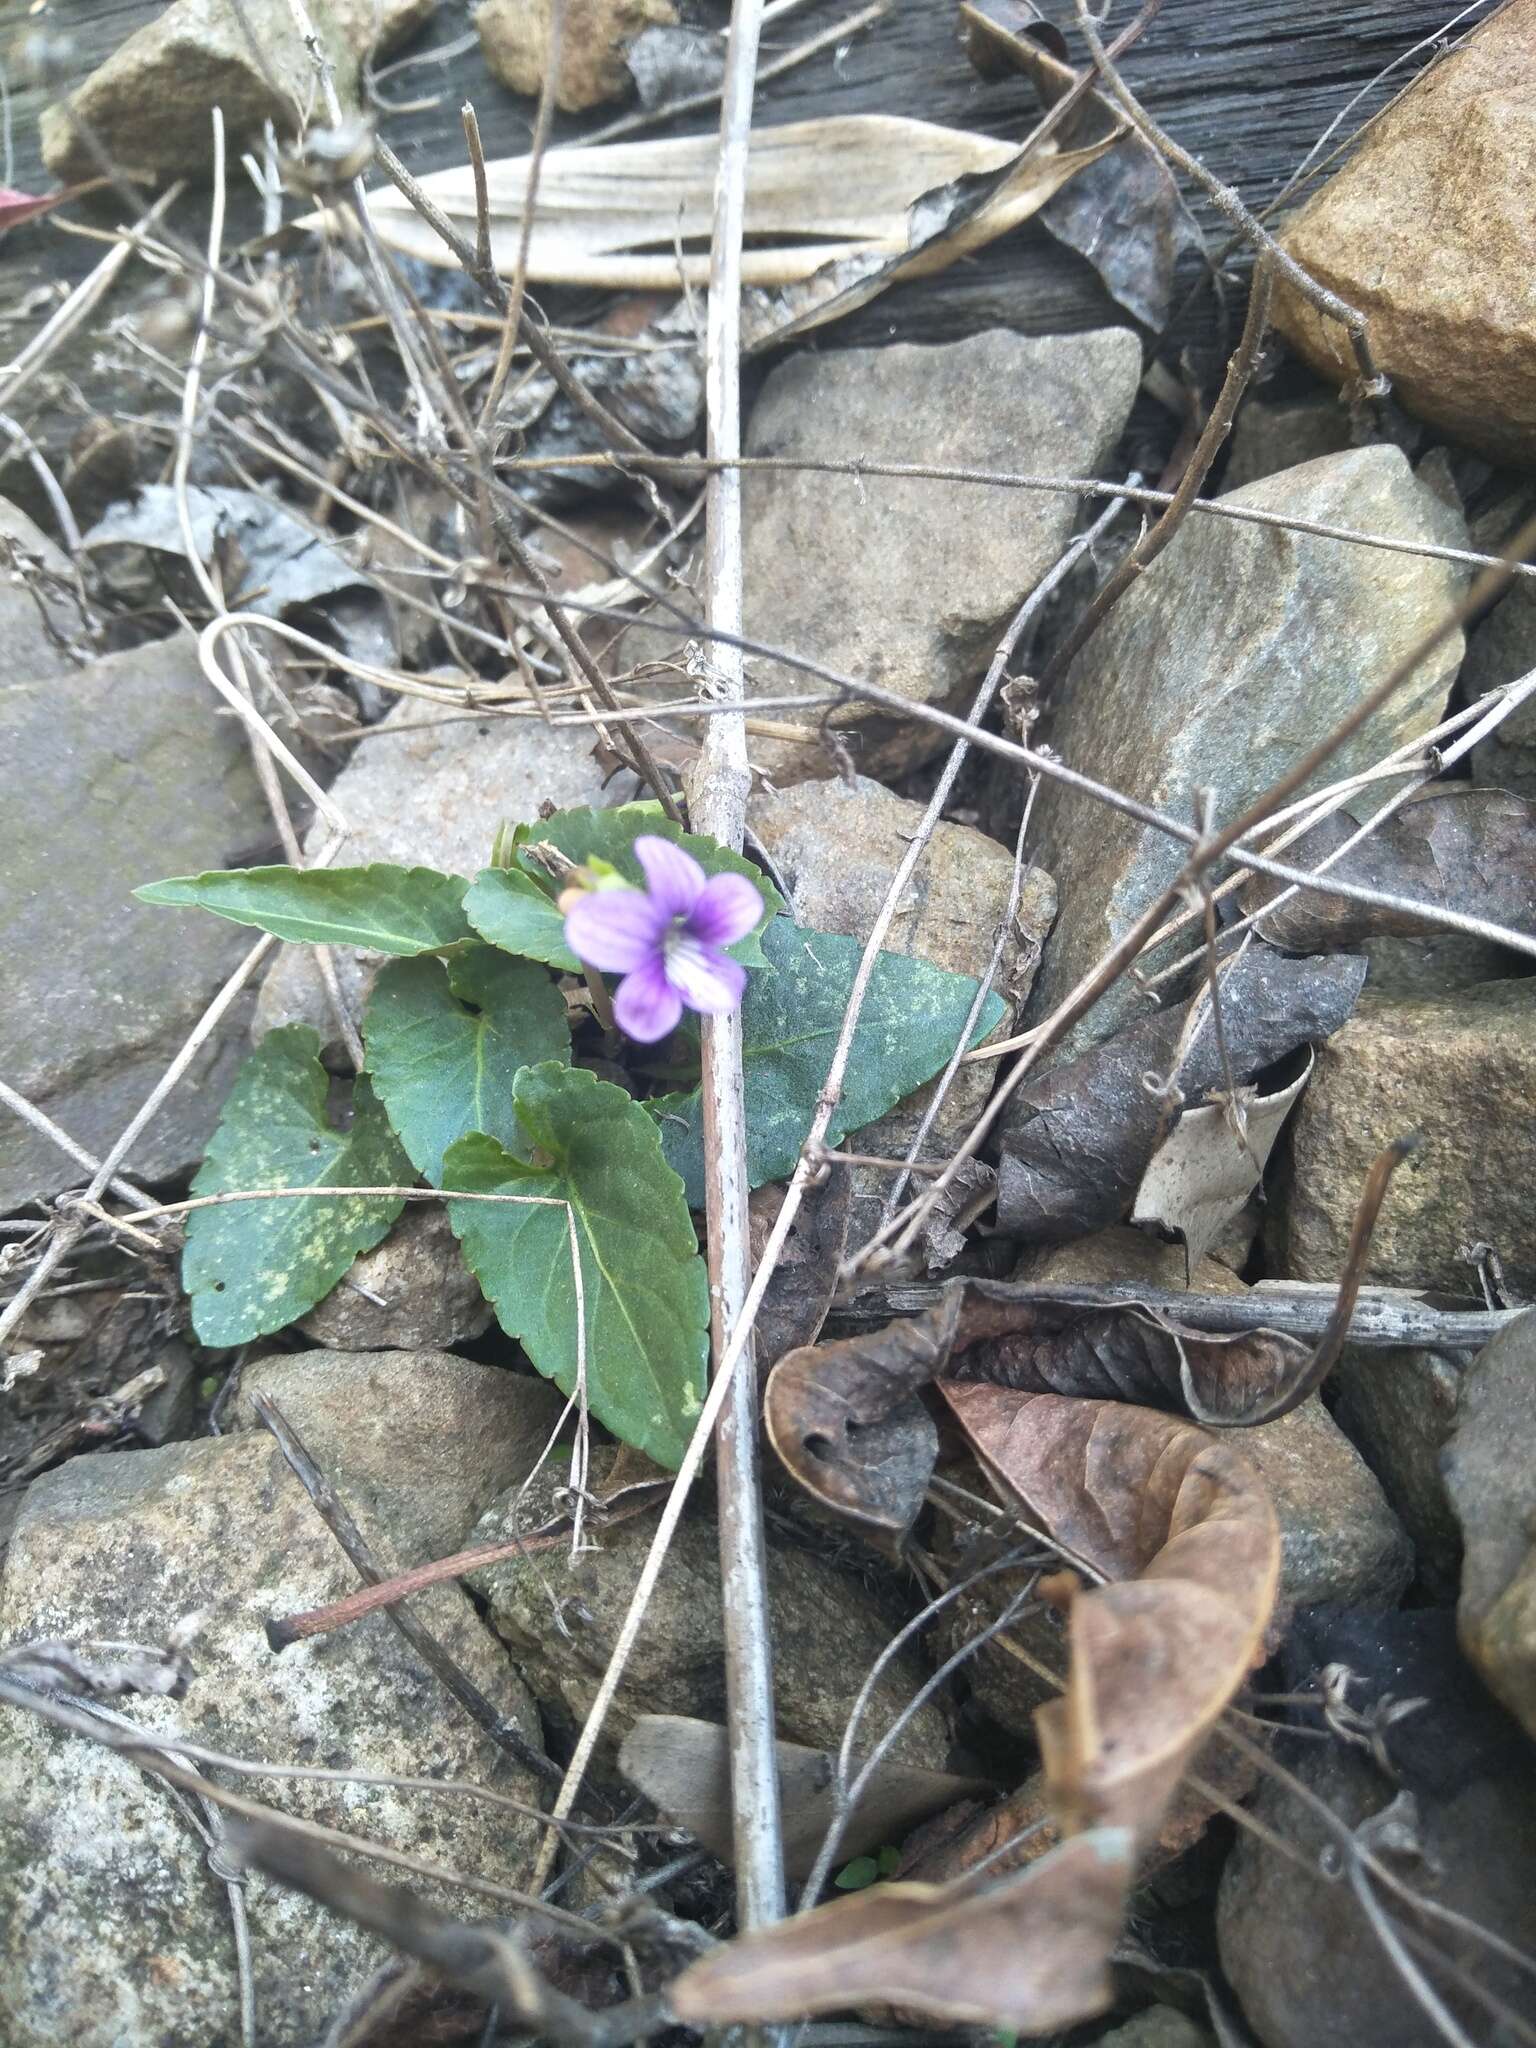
652,917 -> 1006,1205
497,803 -> 783,967
445,1063 -> 708,1468
135,864 -> 472,954
462,866 -> 578,969
183,1027 -> 413,1346
363,947 -> 571,1184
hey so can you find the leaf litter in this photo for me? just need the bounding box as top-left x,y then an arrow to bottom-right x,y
6,0 -> 1535,2040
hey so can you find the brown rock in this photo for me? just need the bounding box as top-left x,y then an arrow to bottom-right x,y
41,0 -> 432,182
1272,0 -> 1536,463
476,0 -> 676,111
296,1206 -> 494,1350
1272,982 -> 1536,1299
229,1345 -> 569,1555
1443,1310 -> 1536,1739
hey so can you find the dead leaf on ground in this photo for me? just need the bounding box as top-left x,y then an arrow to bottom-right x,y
1130,1050 -> 1312,1267
996,943 -> 1366,1239
749,1172 -> 853,1367
959,0 -> 1201,331
669,1826 -> 1134,2029
940,1387 -> 1280,1841
618,1714 -> 993,1879
360,113 -> 1115,350
1240,788 -> 1536,954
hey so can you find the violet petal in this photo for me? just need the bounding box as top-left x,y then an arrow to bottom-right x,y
565,888 -> 666,973
687,870 -> 764,948
634,834 -> 706,920
614,956 -> 684,1042
665,936 -> 747,1015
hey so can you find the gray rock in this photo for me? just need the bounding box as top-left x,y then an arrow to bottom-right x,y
42,0 -> 434,181
1223,395 -> 1351,492
1442,1310 -> 1536,1741
1330,1347 -> 1464,1602
0,1433 -> 544,2047
1091,2011 -> 1212,2048
749,775 -> 1054,1243
296,1205 -> 494,1350
255,694 -> 632,1043
229,1345 -> 570,1556
740,328 -> 1142,782
1019,447 -> 1468,1061
1465,572 -> 1536,802
1219,1727 -> 1536,2048
0,493 -> 85,677
1272,982 -> 1536,1299
0,635 -> 269,1208
1360,930 -> 1517,999
471,1467 -> 951,1769
1235,1397 -> 1412,1612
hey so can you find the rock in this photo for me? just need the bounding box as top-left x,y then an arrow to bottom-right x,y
295,1205 -> 494,1350
1272,981 -> 1536,1299
0,494 -> 84,677
1019,447 -> 1467,1060
41,0 -> 433,182
1236,1397 -> 1411,1612
471,1469 -> 951,1769
1360,930 -> 1517,999
1223,395 -> 1352,492
477,0 -> 677,110
1464,572 -> 1536,802
0,636 -> 268,1209
740,328 -> 1141,783
1330,1347 -> 1464,1602
1091,2012 -> 1212,2048
254,694 -> 632,1043
749,775 -> 1054,1241
1271,0 -> 1536,465
229,1345 -> 570,1556
0,1432 -> 544,2047
1218,1611 -> 1536,2048
1442,1310 -> 1536,1740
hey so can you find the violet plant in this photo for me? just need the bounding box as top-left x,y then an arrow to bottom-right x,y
138,803 -> 1003,1464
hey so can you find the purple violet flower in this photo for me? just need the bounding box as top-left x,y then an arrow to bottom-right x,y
563,835 -> 763,1043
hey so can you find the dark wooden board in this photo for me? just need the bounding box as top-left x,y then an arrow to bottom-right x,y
0,0 -> 1468,466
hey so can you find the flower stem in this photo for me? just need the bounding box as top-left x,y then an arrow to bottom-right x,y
582,963 -> 618,1042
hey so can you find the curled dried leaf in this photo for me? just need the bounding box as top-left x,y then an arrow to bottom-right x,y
939,1387 -> 1280,1843
1241,788 -> 1536,953
669,1827 -> 1134,2030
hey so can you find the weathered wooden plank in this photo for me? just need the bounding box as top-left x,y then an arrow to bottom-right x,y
0,0 -> 1467,476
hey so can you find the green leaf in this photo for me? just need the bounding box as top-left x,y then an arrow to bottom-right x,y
507,804 -> 784,967
834,1857 -> 880,1891
444,1064 -> 708,1468
183,1026 -> 413,1346
463,866 -> 579,970
363,946 -> 570,1184
135,864 -> 472,955
653,917 -> 1007,1205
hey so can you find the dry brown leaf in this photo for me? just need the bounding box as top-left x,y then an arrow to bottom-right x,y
668,1826 -> 1133,2029
1240,788 -> 1536,954
939,1387 -> 1280,1843
360,115 -> 1112,345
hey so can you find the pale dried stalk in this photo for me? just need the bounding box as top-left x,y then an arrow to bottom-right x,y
681,0 -> 784,1938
